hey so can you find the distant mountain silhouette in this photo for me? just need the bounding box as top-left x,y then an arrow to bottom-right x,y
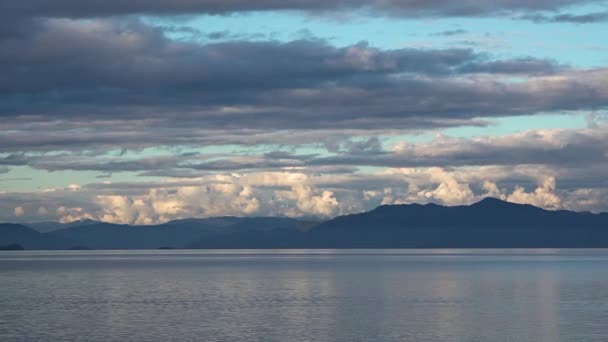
47,217 -> 313,249
0,243 -> 25,251
25,219 -> 100,233
2,198 -> 607,249
188,198 -> 608,248
305,197 -> 608,248
0,223 -> 73,249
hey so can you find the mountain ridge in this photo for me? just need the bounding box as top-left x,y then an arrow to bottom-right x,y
2,198 -> 607,249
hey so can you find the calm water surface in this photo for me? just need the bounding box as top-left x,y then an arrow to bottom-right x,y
1,249 -> 608,341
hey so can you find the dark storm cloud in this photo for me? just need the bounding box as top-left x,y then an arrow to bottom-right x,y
0,0 -> 600,19
430,29 -> 468,36
0,120 -> 383,153
12,123 -> 607,174
0,16 -> 606,161
24,151 -> 316,173
1,60 -> 607,152
29,156 -> 184,172
82,178 -> 229,191
309,140 -> 608,169
263,151 -> 314,159
307,126 -> 608,170
0,154 -> 28,166
459,57 -> 567,74
522,11 -> 608,23
0,18 -> 563,98
188,158 -> 306,171
191,147 -> 606,173
199,125 -> 608,172
2,17 -> 600,155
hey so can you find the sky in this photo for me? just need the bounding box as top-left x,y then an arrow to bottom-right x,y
1,0 -> 608,224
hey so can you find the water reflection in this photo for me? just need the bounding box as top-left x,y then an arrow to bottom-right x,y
0,250 -> 607,341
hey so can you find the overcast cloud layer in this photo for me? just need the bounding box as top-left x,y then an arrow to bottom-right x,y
1,0 -> 608,223
2,0 -> 604,18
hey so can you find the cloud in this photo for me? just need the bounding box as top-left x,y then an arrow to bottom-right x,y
275,184 -> 339,217
311,123 -> 608,169
0,20 -> 604,155
0,154 -> 28,166
415,168 -> 477,206
67,172 -> 340,223
13,206 -> 25,217
1,161 -> 607,223
0,1 -> 606,222
562,188 -> 608,212
30,155 -> 186,172
506,176 -> 562,209
375,167 -> 567,209
0,0 -> 600,19
458,57 -> 566,74
431,29 -> 468,36
0,18 -> 564,97
56,206 -> 94,223
1,123 -> 606,223
2,122 -> 607,189
522,11 -> 608,23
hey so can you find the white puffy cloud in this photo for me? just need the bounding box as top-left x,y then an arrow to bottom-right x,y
506,176 -> 562,209
3,161 -> 606,224
416,168 -> 476,205
84,172 -> 341,224
482,181 -> 507,200
68,184 -> 81,191
96,195 -> 155,225
275,184 -> 339,217
378,167 -> 478,205
376,166 -> 563,209
13,206 -> 25,217
56,206 -> 93,223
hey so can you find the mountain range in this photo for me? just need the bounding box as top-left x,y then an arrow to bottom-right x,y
2,198 -> 608,250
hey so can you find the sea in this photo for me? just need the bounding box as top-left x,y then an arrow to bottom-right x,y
1,249 -> 608,341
